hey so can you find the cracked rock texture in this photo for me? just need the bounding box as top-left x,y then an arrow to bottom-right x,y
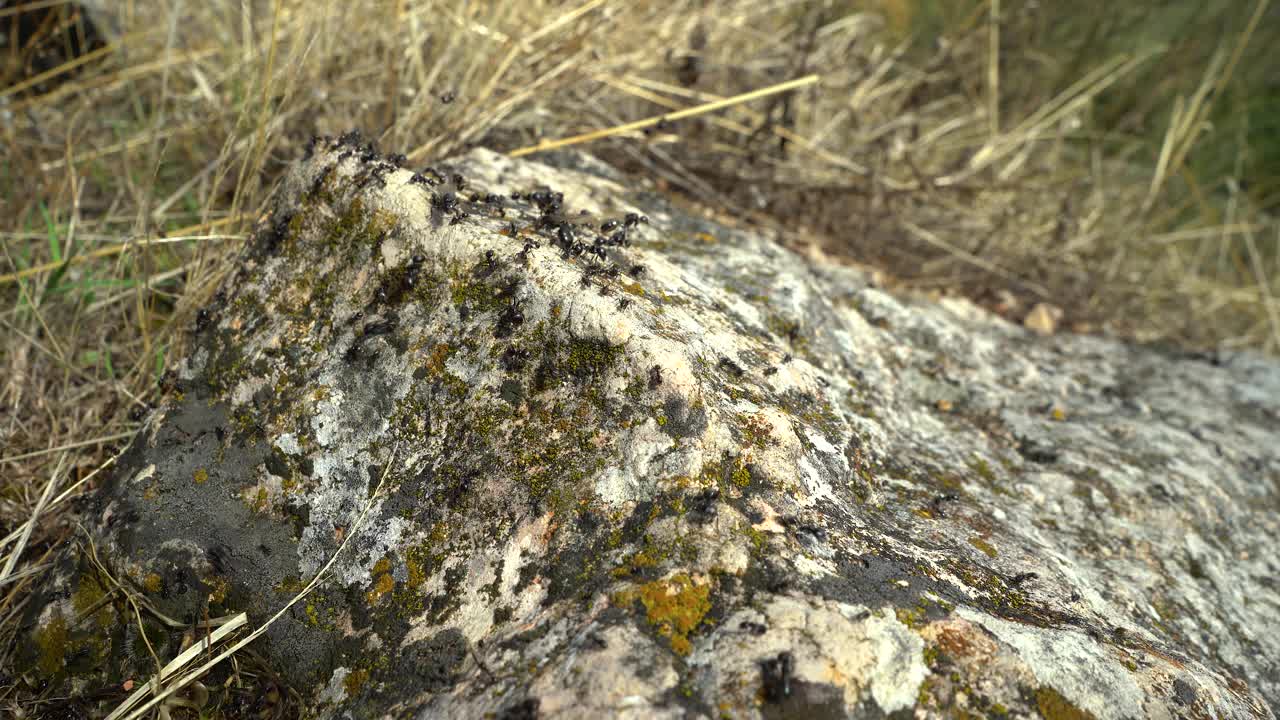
20,135 -> 1280,719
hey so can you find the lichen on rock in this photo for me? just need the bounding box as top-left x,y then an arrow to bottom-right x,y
17,133 -> 1279,719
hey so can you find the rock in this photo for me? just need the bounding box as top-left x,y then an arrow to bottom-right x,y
1023,302 -> 1063,336
18,133 -> 1280,719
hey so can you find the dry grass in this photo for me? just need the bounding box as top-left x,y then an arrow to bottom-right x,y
1,0 -> 1277,715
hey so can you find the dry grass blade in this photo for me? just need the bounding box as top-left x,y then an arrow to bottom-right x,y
1240,213 -> 1280,352
987,0 -> 1000,138
0,431 -> 136,465
103,612 -> 249,720
900,220 -> 1049,298
508,75 -> 819,158
0,231 -> 244,286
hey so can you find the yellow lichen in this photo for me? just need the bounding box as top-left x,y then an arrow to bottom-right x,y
367,571 -> 395,605
143,573 -> 163,593
614,573 -> 712,656
204,575 -> 229,604
969,537 -> 998,558
34,613 -> 69,676
1035,686 -> 1096,720
193,468 -> 209,484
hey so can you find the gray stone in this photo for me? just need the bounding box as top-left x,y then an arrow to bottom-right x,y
20,133 -> 1280,719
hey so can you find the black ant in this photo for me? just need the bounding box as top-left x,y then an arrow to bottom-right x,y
404,254 -> 426,290
718,356 -> 745,378
929,493 -> 959,517
501,346 -> 531,371
432,190 -> 458,213
495,303 -> 525,338
556,223 -> 575,247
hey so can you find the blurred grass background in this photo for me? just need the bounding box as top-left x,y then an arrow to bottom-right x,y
882,0 -> 1280,213
1,0 -> 1278,715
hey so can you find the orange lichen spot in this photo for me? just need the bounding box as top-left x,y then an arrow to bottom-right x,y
343,668 -> 370,697
426,343 -> 451,375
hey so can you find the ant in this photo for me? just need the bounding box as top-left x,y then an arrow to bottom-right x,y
432,190 -> 458,213
404,254 -> 426,290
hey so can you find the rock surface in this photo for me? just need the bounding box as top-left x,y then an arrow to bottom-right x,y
20,134 -> 1280,719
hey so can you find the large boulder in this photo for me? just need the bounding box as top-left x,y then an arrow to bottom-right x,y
20,134 -> 1280,719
